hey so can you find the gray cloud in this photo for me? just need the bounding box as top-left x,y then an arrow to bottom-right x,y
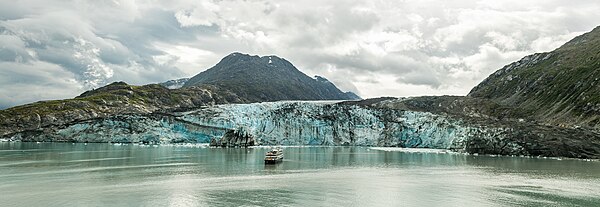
0,61 -> 81,108
1,0 -> 600,108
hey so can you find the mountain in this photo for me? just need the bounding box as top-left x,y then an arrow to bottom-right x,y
469,26 -> 600,129
183,52 -> 361,101
159,78 -> 189,89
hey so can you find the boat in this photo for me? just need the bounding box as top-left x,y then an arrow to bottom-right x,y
264,148 -> 284,164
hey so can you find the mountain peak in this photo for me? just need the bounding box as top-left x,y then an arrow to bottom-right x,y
182,53 -> 360,101
224,52 -> 255,60
219,52 -> 290,68
159,78 -> 190,89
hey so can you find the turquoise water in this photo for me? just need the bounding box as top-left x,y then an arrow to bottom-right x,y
1,143 -> 599,207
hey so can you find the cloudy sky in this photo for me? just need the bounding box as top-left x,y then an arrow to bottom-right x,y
1,0 -> 599,109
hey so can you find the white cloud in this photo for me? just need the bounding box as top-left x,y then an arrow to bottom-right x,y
1,0 -> 600,108
153,43 -> 217,76
72,38 -> 114,89
174,1 -> 220,27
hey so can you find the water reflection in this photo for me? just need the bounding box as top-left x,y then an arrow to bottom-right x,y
1,143 -> 599,207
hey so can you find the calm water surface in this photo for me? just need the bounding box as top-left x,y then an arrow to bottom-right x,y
1,143 -> 599,207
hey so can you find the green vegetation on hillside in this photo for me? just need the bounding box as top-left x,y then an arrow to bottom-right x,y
0,82 -> 245,136
469,26 -> 600,129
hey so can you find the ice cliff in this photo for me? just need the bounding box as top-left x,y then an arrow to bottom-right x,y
180,101 -> 475,149
7,100 -> 600,158
6,101 -> 512,152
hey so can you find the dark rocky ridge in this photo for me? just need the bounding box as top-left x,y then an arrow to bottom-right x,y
183,52 -> 361,101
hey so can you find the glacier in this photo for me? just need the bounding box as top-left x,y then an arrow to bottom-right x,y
180,101 -> 476,149
10,101 -> 526,154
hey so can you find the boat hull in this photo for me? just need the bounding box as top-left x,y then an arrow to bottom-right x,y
264,159 -> 282,164
264,156 -> 283,164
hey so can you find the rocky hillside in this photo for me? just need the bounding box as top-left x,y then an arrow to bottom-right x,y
183,52 -> 360,101
469,26 -> 600,129
0,82 -> 245,137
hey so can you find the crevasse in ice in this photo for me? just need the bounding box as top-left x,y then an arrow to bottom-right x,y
41,101 -> 509,151
178,101 -> 472,149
